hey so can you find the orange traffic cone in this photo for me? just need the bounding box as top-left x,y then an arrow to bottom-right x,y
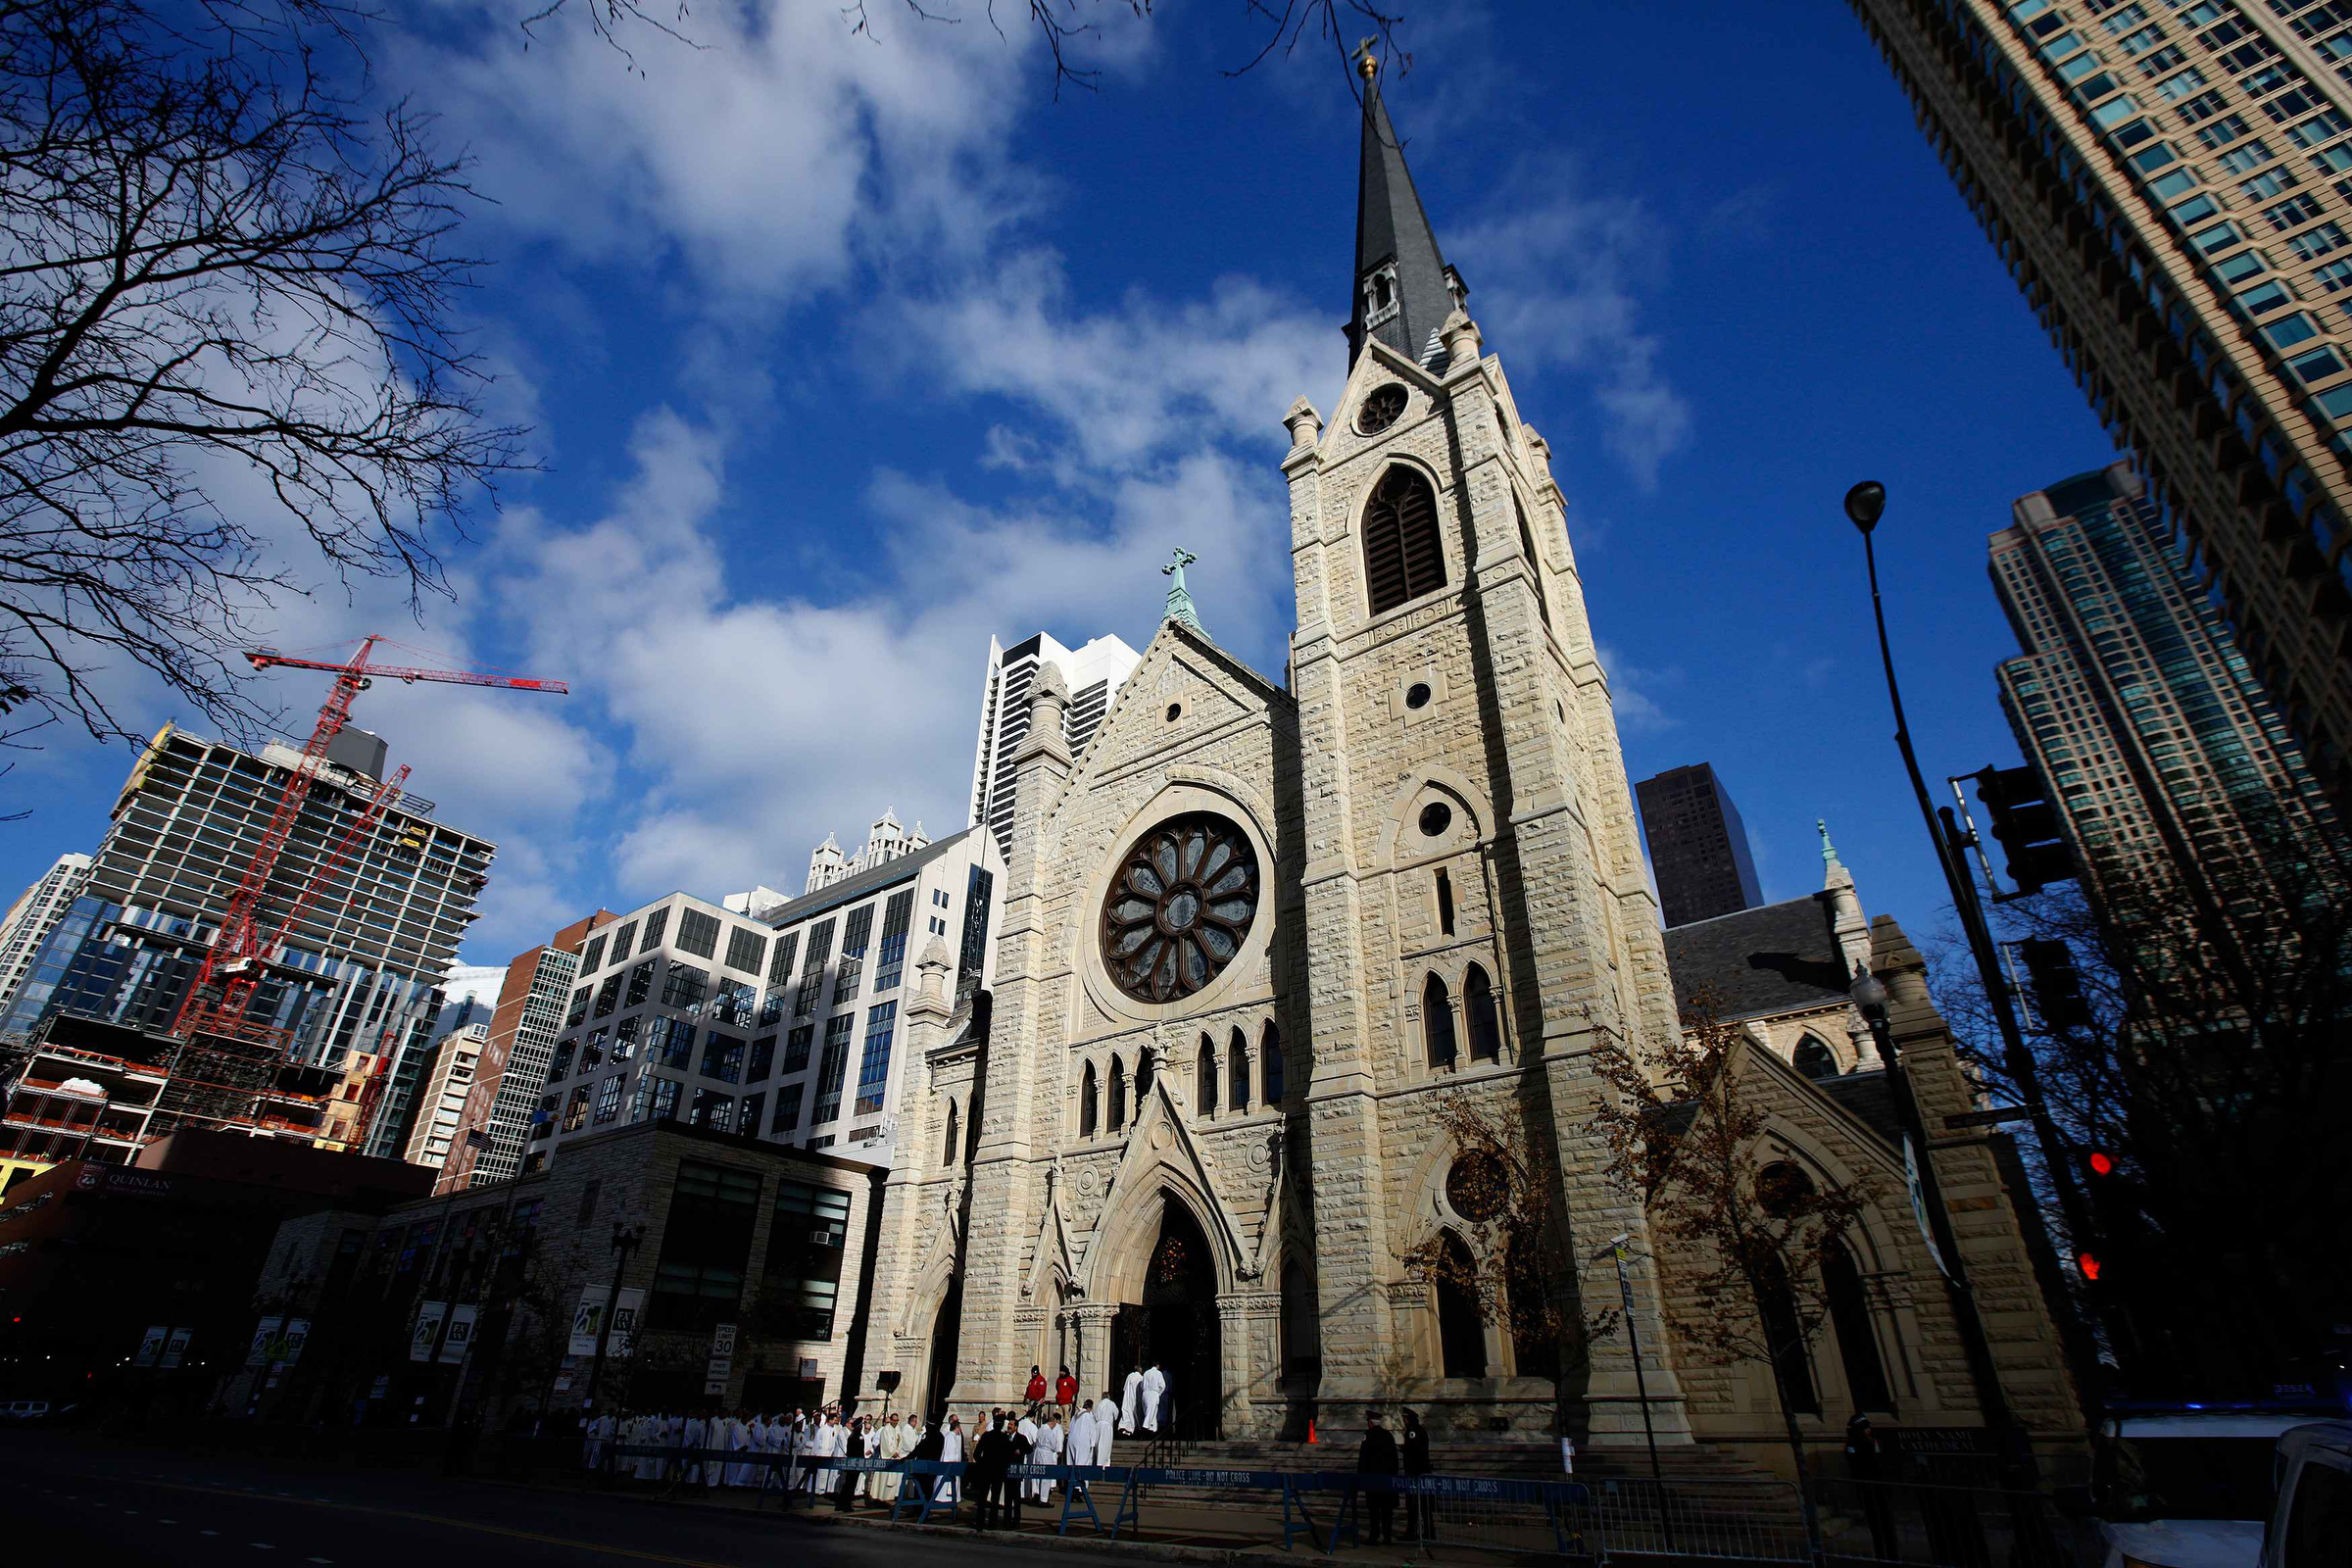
1306,1419 -> 1317,1445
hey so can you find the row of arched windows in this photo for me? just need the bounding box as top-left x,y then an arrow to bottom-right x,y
1077,1021 -> 1286,1137
1424,965 -> 1504,1069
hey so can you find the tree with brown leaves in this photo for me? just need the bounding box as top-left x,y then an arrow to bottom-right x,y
1396,1096 -> 1616,1423
1589,992 -> 1875,1528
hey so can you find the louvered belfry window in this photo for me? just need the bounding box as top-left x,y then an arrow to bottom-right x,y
1361,466 -> 1446,614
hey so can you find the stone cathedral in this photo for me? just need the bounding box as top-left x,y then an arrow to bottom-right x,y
853,62 -> 2079,1468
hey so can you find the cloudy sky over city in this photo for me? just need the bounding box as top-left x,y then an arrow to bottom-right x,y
0,2 -> 2116,968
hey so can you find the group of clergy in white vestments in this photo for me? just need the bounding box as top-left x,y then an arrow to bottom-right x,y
573,1360 -> 1172,1513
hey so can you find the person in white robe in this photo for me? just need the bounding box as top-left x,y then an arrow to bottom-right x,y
684,1412 -> 710,1486
936,1414 -> 963,1504
1029,1410 -> 1063,1502
1068,1402 -> 1096,1479
1140,1364 -> 1166,1434
1015,1409 -> 1041,1501
1119,1367 -> 1143,1434
1092,1393 -> 1120,1466
866,1412 -> 906,1499
582,1410 -> 608,1470
721,1413 -> 749,1487
812,1412 -> 843,1495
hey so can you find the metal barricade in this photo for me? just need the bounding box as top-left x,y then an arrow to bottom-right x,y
1586,1476 -> 1814,1564
1812,1477 -> 2079,1568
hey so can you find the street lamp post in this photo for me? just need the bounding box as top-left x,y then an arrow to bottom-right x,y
1845,481 -> 2106,1286
582,1221 -> 643,1413
1843,481 -> 2060,1494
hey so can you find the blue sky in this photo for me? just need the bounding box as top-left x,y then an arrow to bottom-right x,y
0,1 -> 2114,974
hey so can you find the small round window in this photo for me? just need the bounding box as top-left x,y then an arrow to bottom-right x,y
1418,802 -> 1453,838
1166,703 -> 1182,722
1356,384 -> 1408,435
1404,682 -> 1432,710
1446,1152 -> 1507,1222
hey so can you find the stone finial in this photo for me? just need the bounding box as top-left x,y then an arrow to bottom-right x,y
913,934 -> 952,1007
1525,425 -> 1552,464
1441,308 -> 1483,372
1014,659 -> 1072,770
1030,657 -> 1069,717
1284,397 -> 1323,450
1820,817 -> 1872,984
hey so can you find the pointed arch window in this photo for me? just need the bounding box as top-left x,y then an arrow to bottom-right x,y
1436,1231 -> 1486,1379
1261,1021 -> 1285,1106
943,1099 -> 960,1166
1108,1055 -> 1128,1131
1825,1240 -> 1894,1413
1464,964 -> 1502,1061
1793,1035 -> 1838,1079
1080,1062 -> 1099,1137
1436,868 -> 1455,936
1198,1033 -> 1218,1116
1514,493 -> 1551,628
1136,1051 -> 1154,1103
1362,466 -> 1446,614
1229,1029 -> 1250,1115
1424,973 -> 1457,1069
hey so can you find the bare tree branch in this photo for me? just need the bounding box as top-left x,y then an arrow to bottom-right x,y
0,0 -> 526,750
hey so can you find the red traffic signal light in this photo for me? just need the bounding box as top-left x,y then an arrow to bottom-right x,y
2087,1151 -> 2115,1177
2077,1250 -> 2101,1282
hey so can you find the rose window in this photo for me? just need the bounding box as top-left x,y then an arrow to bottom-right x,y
1101,813 -> 1259,1003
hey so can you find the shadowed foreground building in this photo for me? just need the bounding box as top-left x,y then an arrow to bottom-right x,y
837,63 -> 2081,1478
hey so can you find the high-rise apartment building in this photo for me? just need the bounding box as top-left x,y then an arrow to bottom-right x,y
403,1021 -> 486,1169
968,632 -> 1142,860
1993,462 -> 2346,929
537,828 -> 1003,1174
1636,763 -> 1766,928
0,854 -> 91,1026
1849,0 -> 2352,806
434,911 -> 612,1194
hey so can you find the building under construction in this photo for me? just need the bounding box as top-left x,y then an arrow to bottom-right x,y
0,722 -> 498,1163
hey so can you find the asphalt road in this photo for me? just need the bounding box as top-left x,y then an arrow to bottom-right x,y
0,1435 -> 1067,1568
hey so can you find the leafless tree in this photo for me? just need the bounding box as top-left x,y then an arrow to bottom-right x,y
0,0 -> 522,750
1589,994 -> 1875,1514
525,0 -> 1407,95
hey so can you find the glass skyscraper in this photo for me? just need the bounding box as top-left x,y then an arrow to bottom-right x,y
1850,0 -> 2352,808
1992,462 -> 2345,933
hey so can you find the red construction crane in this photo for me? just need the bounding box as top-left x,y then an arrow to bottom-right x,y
170,634 -> 567,1048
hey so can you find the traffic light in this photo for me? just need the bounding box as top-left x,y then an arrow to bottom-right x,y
2077,1146 -> 2120,1285
1976,766 -> 2077,895
2019,937 -> 2092,1031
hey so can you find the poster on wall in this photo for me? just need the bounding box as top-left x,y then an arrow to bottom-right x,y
411,1300 -> 449,1362
568,1286 -> 646,1357
281,1318 -> 310,1364
159,1327 -> 192,1369
438,1304 -> 478,1364
133,1325 -> 169,1368
247,1316 -> 284,1368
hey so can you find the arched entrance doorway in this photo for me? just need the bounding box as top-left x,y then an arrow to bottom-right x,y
1109,1195 -> 1222,1439
925,1277 -> 962,1420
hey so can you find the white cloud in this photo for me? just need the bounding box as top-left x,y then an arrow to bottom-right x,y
1595,641 -> 1681,735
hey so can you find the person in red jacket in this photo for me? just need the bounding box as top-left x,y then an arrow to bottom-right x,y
1054,1366 -> 1078,1413
1025,1365 -> 1048,1406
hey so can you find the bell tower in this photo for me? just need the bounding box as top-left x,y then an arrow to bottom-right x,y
1282,48 -> 1692,1445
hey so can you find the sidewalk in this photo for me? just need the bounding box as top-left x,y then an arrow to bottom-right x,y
585,1472 -> 1458,1564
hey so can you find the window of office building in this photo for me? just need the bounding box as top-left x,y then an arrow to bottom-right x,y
782,1023 -> 813,1074
661,962 -> 709,1010
795,920 -> 835,1018
813,1012 -> 856,1123
773,1082 -> 805,1133
764,1179 -> 853,1338
872,890 -> 913,993
834,905 -> 875,1003
639,906 -> 669,951
724,925 -> 766,976
677,908 -> 721,959
701,1033 -> 745,1084
624,959 -> 656,1008
855,1002 -> 897,1117
649,1159 -> 761,1332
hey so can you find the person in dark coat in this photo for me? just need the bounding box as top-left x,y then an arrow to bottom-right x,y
1004,1413 -> 1034,1529
971,1411 -> 1014,1530
1357,1409 -> 1401,1544
1400,1408 -> 1434,1541
1844,1412 -> 1898,1561
834,1417 -> 866,1510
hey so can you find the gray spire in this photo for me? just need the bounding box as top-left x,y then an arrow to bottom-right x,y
1348,48 -> 1462,371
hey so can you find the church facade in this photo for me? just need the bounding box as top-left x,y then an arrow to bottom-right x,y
851,63 -> 2080,1471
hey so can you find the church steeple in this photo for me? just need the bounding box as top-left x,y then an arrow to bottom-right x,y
1348,47 -> 1464,371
